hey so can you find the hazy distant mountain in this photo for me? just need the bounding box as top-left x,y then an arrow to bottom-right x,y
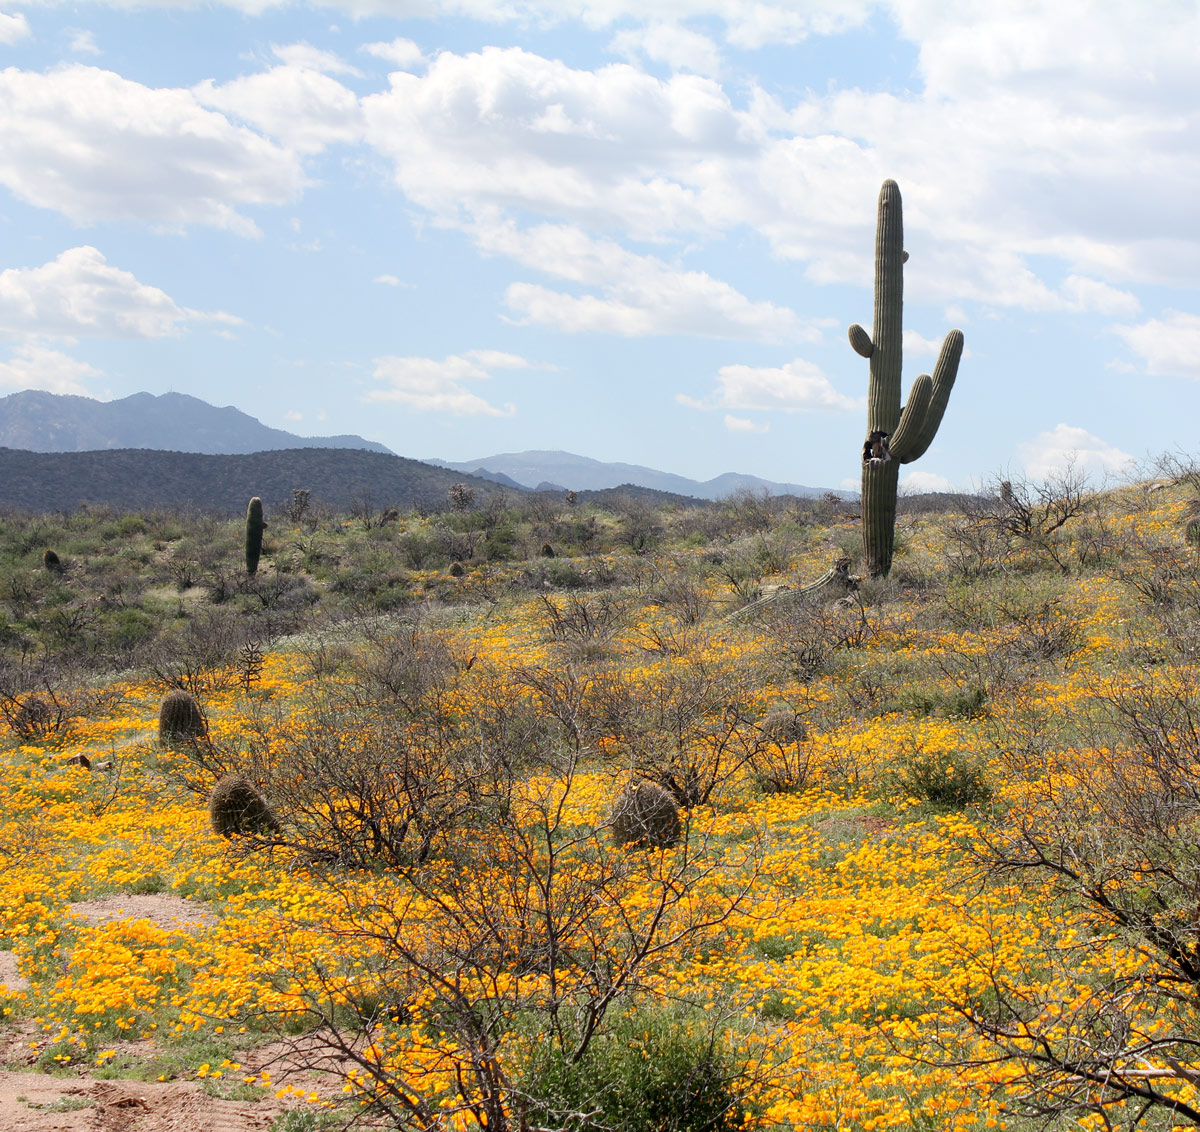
0,390 -> 392,455
428,449 -> 846,500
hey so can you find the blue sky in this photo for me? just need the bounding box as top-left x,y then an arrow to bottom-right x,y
1,1 -> 1198,491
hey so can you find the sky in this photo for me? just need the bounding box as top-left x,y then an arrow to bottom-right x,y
1,1 -> 1198,493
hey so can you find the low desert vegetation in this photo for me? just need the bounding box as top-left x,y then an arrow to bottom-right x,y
3,469 -> 1200,1130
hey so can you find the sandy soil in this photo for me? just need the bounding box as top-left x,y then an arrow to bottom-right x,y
0,1071 -> 288,1132
0,950 -> 28,993
66,896 -> 216,932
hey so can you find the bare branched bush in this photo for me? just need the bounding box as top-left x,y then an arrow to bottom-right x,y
245,759 -> 761,1132
342,616 -> 461,716
143,609 -> 257,695
767,593 -> 870,683
944,466 -> 1096,577
539,593 -> 627,661
590,656 -> 767,806
935,673 -> 1200,1125
748,705 -> 815,794
0,654 -> 124,741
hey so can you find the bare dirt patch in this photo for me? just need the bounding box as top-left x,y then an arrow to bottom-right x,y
0,950 -> 28,993
67,896 -> 216,932
0,1070 -> 296,1131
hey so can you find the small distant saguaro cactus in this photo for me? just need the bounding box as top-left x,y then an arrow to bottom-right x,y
849,180 -> 964,577
245,497 -> 266,575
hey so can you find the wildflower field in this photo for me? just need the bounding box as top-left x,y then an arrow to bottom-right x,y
3,472 -> 1200,1130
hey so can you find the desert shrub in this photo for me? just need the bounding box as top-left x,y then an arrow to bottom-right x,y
611,780 -> 681,848
226,695 -> 509,868
749,707 -> 814,794
887,684 -> 989,721
157,688 -> 206,744
550,515 -> 598,551
540,592 -> 627,662
544,558 -> 585,588
0,655 -> 124,741
343,618 -> 459,715
520,1011 -> 749,1132
144,609 -> 256,695
593,656 -> 766,807
482,520 -> 518,561
767,593 -> 870,683
894,748 -> 992,807
9,693 -> 53,741
208,774 -> 280,838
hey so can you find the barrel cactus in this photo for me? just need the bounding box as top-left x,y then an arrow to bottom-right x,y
158,688 -> 205,744
245,496 -> 266,576
208,774 -> 280,838
611,780 -> 681,848
42,548 -> 61,573
849,180 -> 964,577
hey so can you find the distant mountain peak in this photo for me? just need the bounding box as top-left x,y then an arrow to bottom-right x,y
0,390 -> 392,456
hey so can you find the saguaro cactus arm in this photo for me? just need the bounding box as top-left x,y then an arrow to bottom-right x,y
893,329 -> 963,464
848,324 -> 873,358
887,373 -> 933,462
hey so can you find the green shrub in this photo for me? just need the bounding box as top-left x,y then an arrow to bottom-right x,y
895,748 -> 992,807
521,1013 -> 749,1132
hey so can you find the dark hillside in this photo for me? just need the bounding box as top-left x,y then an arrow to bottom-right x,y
0,447 -> 501,514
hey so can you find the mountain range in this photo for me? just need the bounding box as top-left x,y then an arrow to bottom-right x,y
427,450 -> 844,500
0,390 -> 847,501
0,390 -> 392,455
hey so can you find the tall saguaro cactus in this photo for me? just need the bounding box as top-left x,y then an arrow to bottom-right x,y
849,180 -> 963,578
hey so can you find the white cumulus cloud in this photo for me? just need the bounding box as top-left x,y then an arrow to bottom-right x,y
1016,423 -> 1135,482
0,12 -> 29,45
366,348 -> 536,416
0,64 -> 303,234
68,28 -> 101,54
679,358 -> 861,413
361,47 -> 756,242
900,469 -> 956,494
485,221 -> 803,341
724,414 -> 768,434
1113,310 -> 1200,379
609,23 -> 723,77
194,50 -> 363,156
0,344 -> 101,395
0,246 -> 240,338
362,37 -> 425,69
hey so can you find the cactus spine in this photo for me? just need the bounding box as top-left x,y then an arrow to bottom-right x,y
245,497 -> 266,576
849,180 -> 964,577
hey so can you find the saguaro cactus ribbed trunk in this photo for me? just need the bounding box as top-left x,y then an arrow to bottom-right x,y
245,496 -> 266,576
849,180 -> 963,578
